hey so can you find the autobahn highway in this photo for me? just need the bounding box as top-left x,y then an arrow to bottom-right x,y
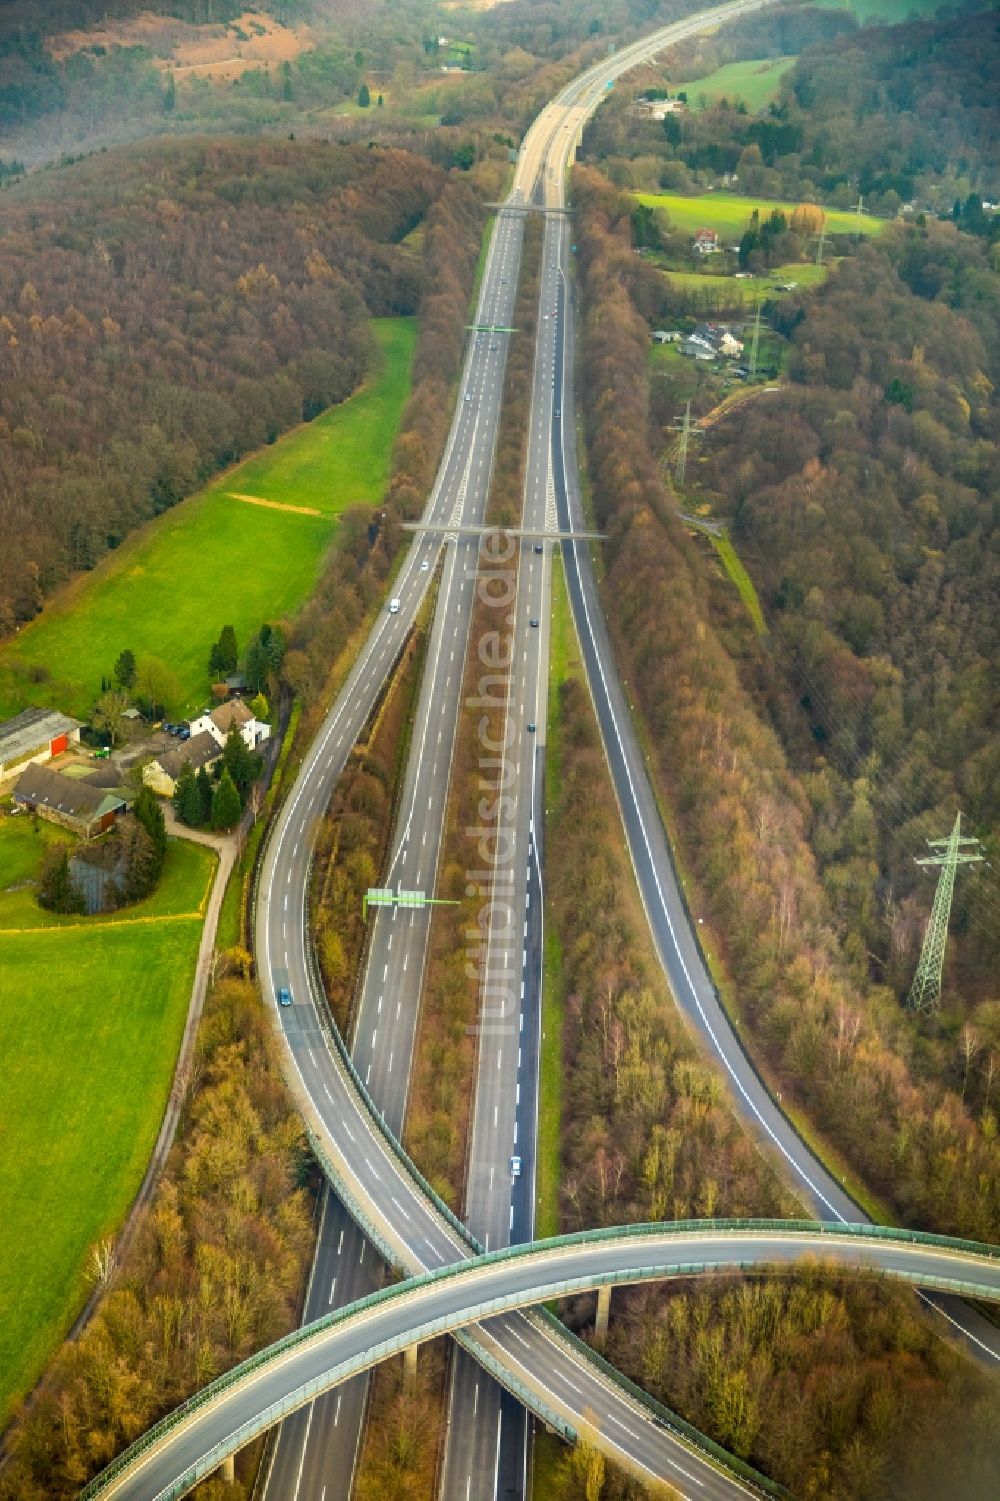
439,204 -> 557,1501
83,1222 -> 1000,1501
257,183 -> 528,1501
250,7 -> 799,1501
88,0 -> 1000,1496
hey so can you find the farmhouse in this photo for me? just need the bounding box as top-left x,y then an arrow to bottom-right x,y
652,330 -> 682,344
143,731 -> 223,798
683,322 -> 745,360
13,763 -> 126,838
188,699 -> 271,751
0,707 -> 83,784
634,98 -> 686,120
692,227 -> 721,255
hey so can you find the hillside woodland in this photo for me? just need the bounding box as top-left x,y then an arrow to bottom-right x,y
584,7 -> 1000,216
0,0 -> 709,168
569,154 -> 1000,1499
572,163 -> 1000,1245
703,233 -> 1000,1034
0,136 -> 442,633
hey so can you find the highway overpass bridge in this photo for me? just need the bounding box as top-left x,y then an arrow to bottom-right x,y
81,1220 -> 1000,1501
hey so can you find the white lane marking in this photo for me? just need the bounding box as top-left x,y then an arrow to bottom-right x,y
329,1275 -> 337,1304
290,1400 -> 315,1501
337,1230 -> 344,1255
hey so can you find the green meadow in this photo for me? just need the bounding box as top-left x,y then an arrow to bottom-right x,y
664,260 -> 832,295
635,190 -> 886,239
681,56 -> 795,111
0,821 -> 215,1420
0,317 -> 416,721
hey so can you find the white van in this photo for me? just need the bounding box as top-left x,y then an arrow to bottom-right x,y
389,597 -> 401,614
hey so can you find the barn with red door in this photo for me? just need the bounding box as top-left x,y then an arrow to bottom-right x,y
0,707 -> 83,785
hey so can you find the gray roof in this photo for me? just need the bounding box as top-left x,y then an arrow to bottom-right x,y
85,764 -> 136,800
155,731 -> 222,780
13,762 -> 125,823
0,707 -> 82,763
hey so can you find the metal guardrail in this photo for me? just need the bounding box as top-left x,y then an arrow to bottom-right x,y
300,901 -> 483,1258
79,1219 -> 1000,1498
453,1329 -> 577,1442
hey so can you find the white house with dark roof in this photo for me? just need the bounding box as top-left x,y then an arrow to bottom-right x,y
188,700 -> 270,751
0,707 -> 83,784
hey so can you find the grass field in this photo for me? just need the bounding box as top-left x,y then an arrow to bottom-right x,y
664,259 -> 832,295
636,190 -> 886,240
710,531 -> 768,635
0,318 -> 416,722
682,55 -> 795,111
0,821 -> 215,1421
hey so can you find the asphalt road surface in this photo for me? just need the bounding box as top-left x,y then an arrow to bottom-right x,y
253,7 -> 798,1501
86,1224 -> 1000,1501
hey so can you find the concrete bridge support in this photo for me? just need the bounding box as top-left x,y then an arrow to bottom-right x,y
594,1284 -> 612,1347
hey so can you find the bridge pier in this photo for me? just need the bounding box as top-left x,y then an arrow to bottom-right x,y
403,1342 -> 418,1390
217,1453 -> 235,1483
594,1284 -> 611,1347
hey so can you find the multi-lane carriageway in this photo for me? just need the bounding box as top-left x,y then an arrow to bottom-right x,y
248,6 -> 811,1501
83,1223 -> 1000,1501
84,0 -> 1000,1498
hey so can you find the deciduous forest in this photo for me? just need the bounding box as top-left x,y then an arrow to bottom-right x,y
0,137 -> 441,633
572,160 -> 1000,1244
584,7 -> 1000,216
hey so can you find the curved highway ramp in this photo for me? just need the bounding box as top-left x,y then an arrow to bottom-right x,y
80,1221 -> 1000,1501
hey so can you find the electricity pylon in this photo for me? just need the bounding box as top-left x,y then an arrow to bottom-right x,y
906,812 -> 984,1015
815,218 -> 827,267
672,399 -> 701,486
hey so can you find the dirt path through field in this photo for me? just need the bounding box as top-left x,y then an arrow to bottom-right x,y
228,492 -> 322,517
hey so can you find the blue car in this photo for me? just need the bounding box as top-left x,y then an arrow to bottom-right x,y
277,986 -> 292,1007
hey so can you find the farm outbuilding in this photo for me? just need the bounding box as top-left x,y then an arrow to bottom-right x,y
13,763 -> 126,838
0,708 -> 83,784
